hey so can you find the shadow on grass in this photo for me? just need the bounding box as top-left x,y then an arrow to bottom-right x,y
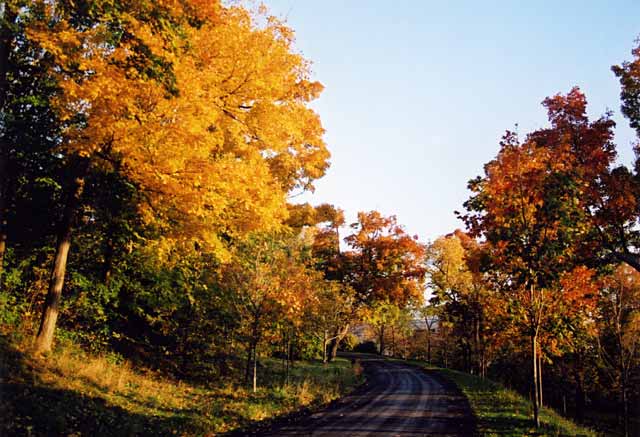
436,369 -> 594,437
0,334 -> 208,436
1,382 -> 197,436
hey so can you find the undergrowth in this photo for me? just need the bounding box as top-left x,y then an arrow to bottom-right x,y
0,329 -> 361,436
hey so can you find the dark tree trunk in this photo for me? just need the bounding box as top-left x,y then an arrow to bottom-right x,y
574,367 -> 586,423
391,326 -> 396,357
379,325 -> 385,356
621,374 -> 629,437
244,345 -> 252,384
0,6 -> 16,275
102,237 -> 115,285
425,326 -> 432,363
34,160 -> 88,354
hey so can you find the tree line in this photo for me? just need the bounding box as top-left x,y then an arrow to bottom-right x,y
2,2 -> 639,435
419,43 -> 640,435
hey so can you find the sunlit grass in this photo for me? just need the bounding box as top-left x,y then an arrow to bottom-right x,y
0,332 -> 362,436
432,366 -> 597,437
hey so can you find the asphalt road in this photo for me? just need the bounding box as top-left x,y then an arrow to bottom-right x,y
262,356 -> 475,436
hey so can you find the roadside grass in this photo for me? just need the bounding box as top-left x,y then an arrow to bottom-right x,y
416,362 -> 597,437
0,330 -> 362,436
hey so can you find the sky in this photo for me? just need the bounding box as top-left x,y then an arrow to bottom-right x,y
264,0 -> 640,243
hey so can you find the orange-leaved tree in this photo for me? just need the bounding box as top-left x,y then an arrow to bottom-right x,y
460,88 -> 615,426
339,211 -> 426,358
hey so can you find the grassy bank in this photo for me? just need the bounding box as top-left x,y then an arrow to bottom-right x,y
432,366 -> 597,437
0,333 -> 362,436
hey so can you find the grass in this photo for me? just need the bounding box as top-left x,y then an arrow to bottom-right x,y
415,362 -> 598,437
0,331 -> 363,436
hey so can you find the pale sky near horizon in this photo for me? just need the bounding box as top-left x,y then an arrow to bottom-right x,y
265,1 -> 640,243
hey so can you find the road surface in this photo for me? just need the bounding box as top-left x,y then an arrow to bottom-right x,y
261,356 -> 475,436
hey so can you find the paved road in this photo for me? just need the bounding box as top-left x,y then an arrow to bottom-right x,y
262,356 -> 475,436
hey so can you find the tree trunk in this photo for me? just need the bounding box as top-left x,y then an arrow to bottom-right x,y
379,325 -> 385,356
0,5 -> 16,276
474,317 -> 479,375
532,334 -> 540,428
322,330 -> 328,364
252,343 -> 257,393
538,352 -> 543,408
443,335 -> 449,368
621,375 -> 629,437
33,160 -> 88,354
391,326 -> 396,357
102,236 -> 115,285
0,144 -> 7,275
281,333 -> 287,383
285,336 -> 291,386
329,324 -> 349,361
574,368 -> 586,423
244,345 -> 252,384
425,319 -> 432,363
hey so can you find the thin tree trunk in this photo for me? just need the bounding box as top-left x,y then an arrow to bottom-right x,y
102,237 -> 115,285
0,146 -> 7,275
538,352 -> 543,408
425,318 -> 432,363
379,325 -> 385,356
34,160 -> 88,354
622,374 -> 629,437
322,330 -> 328,364
532,334 -> 540,428
443,335 -> 449,368
0,5 -> 16,276
391,326 -> 396,357
252,343 -> 257,393
281,333 -> 287,383
285,336 -> 291,386
244,344 -> 252,384
574,365 -> 586,423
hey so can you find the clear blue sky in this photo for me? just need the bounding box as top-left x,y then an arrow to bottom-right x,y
265,0 -> 640,242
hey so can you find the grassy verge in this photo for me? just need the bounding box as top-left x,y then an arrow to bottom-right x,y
0,332 -> 362,436
423,363 -> 597,437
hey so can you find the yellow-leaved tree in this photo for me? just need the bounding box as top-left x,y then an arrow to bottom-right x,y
28,0 -> 329,353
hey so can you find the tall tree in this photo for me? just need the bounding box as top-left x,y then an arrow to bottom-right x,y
460,88 -> 614,426
26,1 -> 330,353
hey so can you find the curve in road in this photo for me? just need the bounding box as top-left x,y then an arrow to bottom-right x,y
262,356 -> 475,436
